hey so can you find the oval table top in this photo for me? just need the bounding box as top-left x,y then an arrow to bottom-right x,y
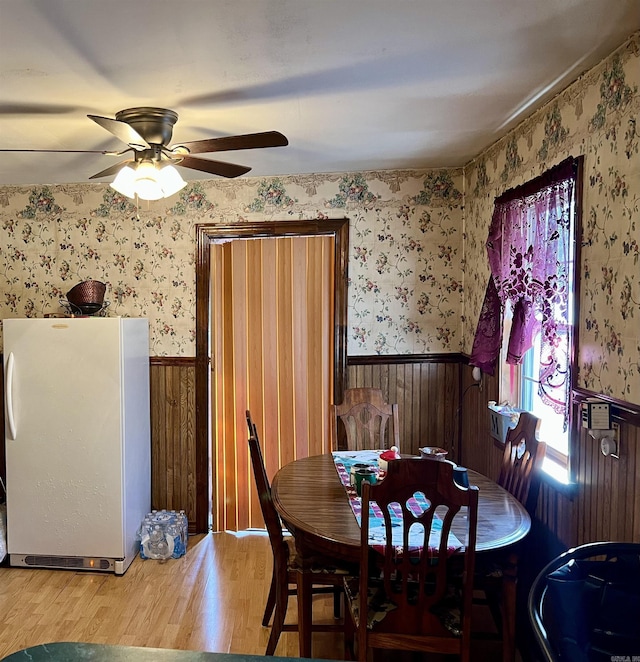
271,453 -> 531,561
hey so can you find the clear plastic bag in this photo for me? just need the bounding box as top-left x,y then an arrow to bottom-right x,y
137,510 -> 188,561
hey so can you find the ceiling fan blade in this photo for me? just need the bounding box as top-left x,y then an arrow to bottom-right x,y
178,155 -> 251,178
88,115 -> 151,150
0,148 -> 113,154
0,102 -> 86,115
173,131 -> 288,155
88,159 -> 134,180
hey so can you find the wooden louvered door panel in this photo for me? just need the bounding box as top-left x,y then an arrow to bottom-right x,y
211,235 -> 334,531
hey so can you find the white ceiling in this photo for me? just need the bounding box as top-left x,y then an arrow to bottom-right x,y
1,0 -> 638,187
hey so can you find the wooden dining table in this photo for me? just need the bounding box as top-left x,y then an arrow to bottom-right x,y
271,453 -> 531,658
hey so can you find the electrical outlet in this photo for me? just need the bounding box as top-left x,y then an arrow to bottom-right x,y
601,422 -> 621,459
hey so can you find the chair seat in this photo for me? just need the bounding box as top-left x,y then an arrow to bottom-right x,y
344,574 -> 464,636
528,542 -> 640,662
344,576 -> 398,629
285,537 -> 352,576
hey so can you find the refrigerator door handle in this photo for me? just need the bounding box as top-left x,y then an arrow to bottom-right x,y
6,352 -> 17,440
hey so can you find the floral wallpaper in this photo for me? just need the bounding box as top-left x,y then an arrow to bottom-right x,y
464,33 -> 639,405
0,169 -> 464,357
1,32 -> 638,405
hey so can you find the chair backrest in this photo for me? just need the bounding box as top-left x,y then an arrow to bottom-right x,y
332,387 -> 400,451
360,458 -> 479,639
246,409 -> 259,443
498,411 -> 547,515
246,411 -> 286,556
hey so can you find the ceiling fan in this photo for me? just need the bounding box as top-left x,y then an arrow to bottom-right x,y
1,106 -> 288,199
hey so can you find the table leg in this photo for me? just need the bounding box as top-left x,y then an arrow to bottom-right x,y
501,563 -> 517,662
296,568 -> 313,658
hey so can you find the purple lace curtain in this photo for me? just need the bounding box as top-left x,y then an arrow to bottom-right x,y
470,158 -> 577,423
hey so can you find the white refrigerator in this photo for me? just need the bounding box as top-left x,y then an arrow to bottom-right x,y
3,317 -> 150,575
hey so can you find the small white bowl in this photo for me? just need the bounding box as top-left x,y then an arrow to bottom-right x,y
419,446 -> 448,460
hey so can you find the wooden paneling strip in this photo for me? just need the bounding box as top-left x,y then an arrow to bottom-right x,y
231,240 -> 250,532
276,237 -> 296,471
149,361 -> 196,531
293,237 -> 309,460
306,238 -> 323,457
221,242 -> 238,532
633,424 -> 640,541
261,239 -> 280,483
246,238 -> 265,530
211,244 -> 224,532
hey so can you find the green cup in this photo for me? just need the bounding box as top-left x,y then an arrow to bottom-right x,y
354,467 -> 377,496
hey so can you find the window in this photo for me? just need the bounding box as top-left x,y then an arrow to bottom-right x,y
471,157 -> 582,481
498,309 -> 573,480
522,334 -> 570,460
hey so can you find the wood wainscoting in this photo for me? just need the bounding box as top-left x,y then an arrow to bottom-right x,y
2,354 -> 638,546
347,354 -> 464,460
459,362 -> 640,551
151,354 -> 640,545
149,357 -> 197,532
150,353 -> 464,533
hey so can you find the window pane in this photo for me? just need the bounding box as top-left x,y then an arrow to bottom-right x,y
521,333 -> 568,456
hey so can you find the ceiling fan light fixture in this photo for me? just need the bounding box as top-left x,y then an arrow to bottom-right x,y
110,160 -> 186,201
157,163 -> 187,197
133,160 -> 164,201
110,164 -> 137,198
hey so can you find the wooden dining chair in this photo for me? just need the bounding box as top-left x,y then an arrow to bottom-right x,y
528,541 -> 640,661
497,411 -> 547,515
473,411 -> 547,662
344,458 -> 479,662
246,410 -> 348,655
332,387 -> 400,451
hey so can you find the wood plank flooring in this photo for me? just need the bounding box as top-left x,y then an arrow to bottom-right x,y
0,532 -> 344,660
0,532 -> 508,661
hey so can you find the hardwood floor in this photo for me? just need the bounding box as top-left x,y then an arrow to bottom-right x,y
0,532 -> 509,660
0,532 -> 344,660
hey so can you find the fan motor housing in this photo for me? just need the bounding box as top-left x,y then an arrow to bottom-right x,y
115,107 -> 178,146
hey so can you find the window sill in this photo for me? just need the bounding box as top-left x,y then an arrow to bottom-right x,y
540,457 -> 578,499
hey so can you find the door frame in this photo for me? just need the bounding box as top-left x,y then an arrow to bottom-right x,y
194,219 -> 350,532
